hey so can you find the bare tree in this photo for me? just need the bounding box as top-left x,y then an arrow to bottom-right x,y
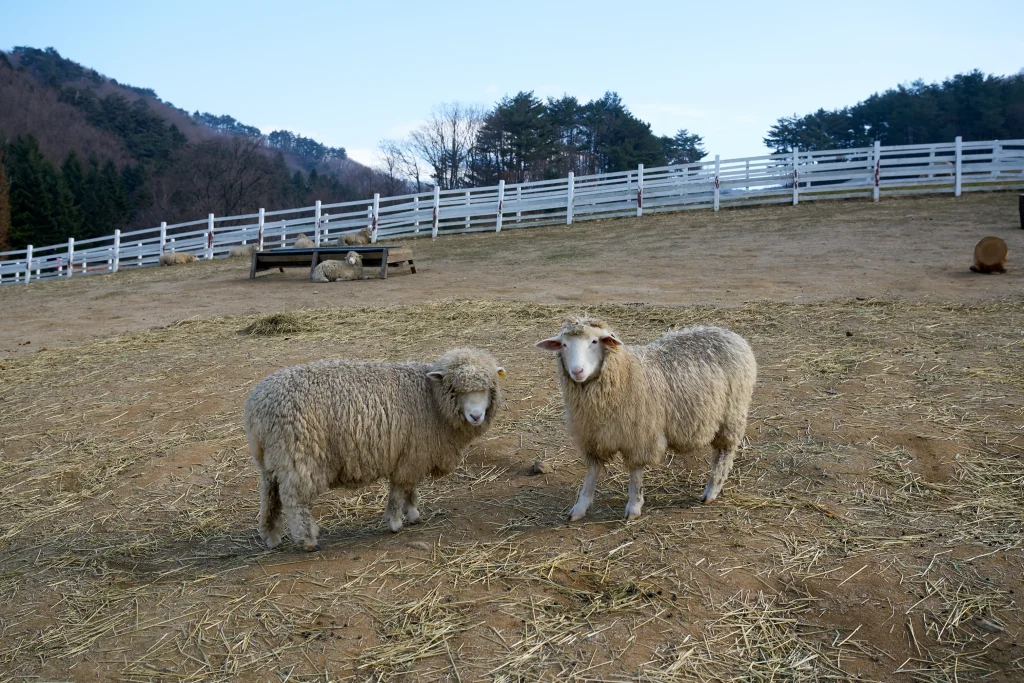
408,102 -> 483,190
0,148 -> 10,254
377,139 -> 406,196
399,138 -> 427,193
174,135 -> 283,217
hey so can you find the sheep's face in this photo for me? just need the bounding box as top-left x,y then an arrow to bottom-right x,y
345,251 -> 360,266
427,356 -> 506,427
535,325 -> 622,384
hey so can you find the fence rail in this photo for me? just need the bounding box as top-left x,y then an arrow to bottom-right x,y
2,136 -> 1023,285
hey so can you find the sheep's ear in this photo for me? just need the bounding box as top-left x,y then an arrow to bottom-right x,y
601,334 -> 623,348
496,367 -> 507,378
426,370 -> 445,381
534,337 -> 562,351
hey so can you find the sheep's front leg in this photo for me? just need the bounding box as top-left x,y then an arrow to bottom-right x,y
403,488 -> 422,525
569,460 -> 601,521
625,467 -> 645,520
258,471 -> 285,549
384,486 -> 406,533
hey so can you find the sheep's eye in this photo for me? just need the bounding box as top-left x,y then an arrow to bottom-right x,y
591,339 -> 598,345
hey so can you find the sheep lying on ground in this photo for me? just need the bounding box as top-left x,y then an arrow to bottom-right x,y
970,236 -> 1009,274
311,251 -> 363,282
159,252 -> 198,266
228,244 -> 257,258
243,348 -> 506,549
293,234 -> 315,249
536,318 -> 757,521
341,227 -> 372,246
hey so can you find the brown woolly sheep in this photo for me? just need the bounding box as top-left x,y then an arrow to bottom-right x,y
159,252 -> 198,266
310,252 -> 363,282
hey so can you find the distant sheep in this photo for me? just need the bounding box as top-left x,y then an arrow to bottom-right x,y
293,234 -> 315,249
536,318 -> 757,521
243,348 -> 506,549
311,251 -> 363,282
159,252 -> 198,266
228,244 -> 257,258
342,227 -> 372,246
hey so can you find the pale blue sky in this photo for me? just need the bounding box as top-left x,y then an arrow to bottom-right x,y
3,1 -> 1022,166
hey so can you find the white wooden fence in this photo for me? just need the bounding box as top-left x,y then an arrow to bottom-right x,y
2,136 -> 1022,285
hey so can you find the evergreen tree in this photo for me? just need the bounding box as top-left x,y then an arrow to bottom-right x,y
661,129 -> 706,165
0,148 -> 11,252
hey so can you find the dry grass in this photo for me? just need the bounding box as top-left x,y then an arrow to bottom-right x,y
1,297 -> 1023,681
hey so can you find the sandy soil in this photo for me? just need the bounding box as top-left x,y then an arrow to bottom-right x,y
1,192 -> 1021,357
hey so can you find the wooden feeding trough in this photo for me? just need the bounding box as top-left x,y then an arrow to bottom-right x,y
249,246 -> 416,280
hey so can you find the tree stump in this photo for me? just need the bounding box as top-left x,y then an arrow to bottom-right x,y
970,236 -> 1009,274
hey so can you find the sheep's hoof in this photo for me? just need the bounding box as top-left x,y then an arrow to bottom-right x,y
303,542 -> 321,552
625,507 -> 643,521
406,509 -> 422,525
568,507 -> 587,522
387,518 -> 404,533
700,492 -> 717,504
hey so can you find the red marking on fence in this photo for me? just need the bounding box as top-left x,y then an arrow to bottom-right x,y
637,188 -> 643,208
874,160 -> 880,187
714,176 -> 720,190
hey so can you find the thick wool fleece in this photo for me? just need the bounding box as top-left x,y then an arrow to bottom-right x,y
557,320 -> 757,470
341,227 -> 372,246
243,347 -> 502,548
310,255 -> 362,282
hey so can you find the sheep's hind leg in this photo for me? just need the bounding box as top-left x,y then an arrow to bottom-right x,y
701,445 -> 738,504
625,467 -> 645,520
403,488 -> 422,525
258,471 -> 285,549
280,486 -> 320,551
384,486 -> 406,533
569,459 -> 601,521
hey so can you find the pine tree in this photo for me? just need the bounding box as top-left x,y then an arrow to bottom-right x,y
0,148 -> 11,252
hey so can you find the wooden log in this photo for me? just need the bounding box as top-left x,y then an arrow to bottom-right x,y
970,236 -> 1009,274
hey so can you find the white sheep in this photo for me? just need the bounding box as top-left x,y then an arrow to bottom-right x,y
243,348 -> 506,549
228,244 -> 257,258
310,251 -> 363,282
293,234 -> 316,249
159,252 -> 197,266
341,227 -> 372,246
535,318 -> 757,521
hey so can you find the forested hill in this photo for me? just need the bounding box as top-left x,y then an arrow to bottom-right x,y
765,70 -> 1024,153
0,47 -> 388,252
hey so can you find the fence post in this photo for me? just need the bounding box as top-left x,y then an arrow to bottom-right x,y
414,196 -> 420,232
873,140 -> 881,202
713,155 -> 721,212
991,140 -> 1000,177
314,200 -> 322,246
792,147 -> 799,205
66,238 -> 74,278
280,220 -> 287,248
432,186 -> 440,239
25,245 -> 33,283
516,185 -> 522,222
113,230 -> 121,272
370,193 -> 380,243
636,164 -> 644,217
206,214 -> 214,260
566,172 -> 575,225
745,159 -> 750,192
159,221 -> 167,253
137,242 -> 143,266
954,136 -> 963,197
257,208 -> 265,251
496,179 -> 505,232
464,190 -> 471,230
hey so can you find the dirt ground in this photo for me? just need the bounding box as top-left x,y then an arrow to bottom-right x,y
0,192 -> 1021,357
0,192 -> 1022,681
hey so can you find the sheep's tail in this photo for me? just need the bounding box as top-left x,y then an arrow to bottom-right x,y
246,430 -> 265,469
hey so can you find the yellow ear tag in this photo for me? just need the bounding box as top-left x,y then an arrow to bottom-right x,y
497,369 -> 507,378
